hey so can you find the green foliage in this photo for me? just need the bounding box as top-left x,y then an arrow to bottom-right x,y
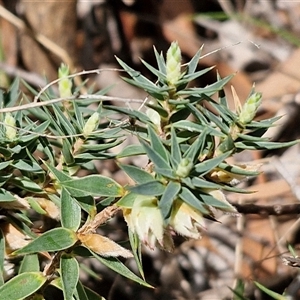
0,44 -> 297,299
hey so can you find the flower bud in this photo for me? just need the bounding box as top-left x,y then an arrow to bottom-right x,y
146,108 -> 161,127
239,92 -> 262,124
4,113 -> 17,140
176,158 -> 193,178
58,64 -> 72,98
83,112 -> 99,137
169,199 -> 205,239
166,41 -> 182,86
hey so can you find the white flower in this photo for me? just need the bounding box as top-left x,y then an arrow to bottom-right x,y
123,196 -> 165,250
169,199 -> 205,239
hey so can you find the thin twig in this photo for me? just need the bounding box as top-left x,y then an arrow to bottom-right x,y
33,68 -> 124,103
0,94 -> 144,113
232,203 -> 300,215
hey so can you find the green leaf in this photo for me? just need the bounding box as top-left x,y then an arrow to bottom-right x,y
116,56 -> 157,87
0,160 -> 12,170
0,229 -> 5,286
235,139 -> 299,150
119,164 -> 154,184
159,181 -> 181,220
199,191 -> 235,211
148,125 -> 169,162
61,188 -> 81,231
12,159 -> 43,172
75,196 -> 96,217
27,198 -> 47,215
128,181 -> 166,196
91,251 -> 153,288
117,144 -> 145,158
0,189 -> 16,202
43,160 -> 72,182
53,104 -> 76,135
117,192 -> 138,208
62,139 -> 75,165
128,229 -> 144,280
61,175 -> 123,198
170,127 -> 182,168
140,139 -> 171,171
103,105 -> 152,124
181,66 -> 215,83
218,162 -> 260,176
76,281 -> 105,300
19,254 -> 40,273
254,282 -> 287,300
61,254 -> 79,300
81,139 -> 122,152
187,45 -> 203,74
0,272 -> 46,300
141,58 -> 167,81
230,278 -> 249,300
13,228 -> 78,255
184,128 -> 208,163
153,46 -> 166,74
194,152 -> 231,176
179,187 -> 209,214
10,178 -> 43,193
146,103 -> 169,118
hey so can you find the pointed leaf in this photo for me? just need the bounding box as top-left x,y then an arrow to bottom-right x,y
128,181 -> 166,196
61,255 -> 79,300
19,254 -> 40,273
117,144 -> 145,158
0,229 -> 5,286
13,228 -> 78,255
76,281 -> 105,300
187,45 -> 203,74
91,251 -> 153,288
179,187 -> 209,214
0,189 -> 16,202
148,125 -> 169,162
153,46 -> 166,73
194,152 -> 231,175
140,139 -> 171,171
159,181 -> 181,220
119,164 -> 154,184
117,192 -> 138,208
170,126 -> 182,168
43,160 -> 71,182
61,175 -> 123,198
0,272 -> 46,300
61,188 -> 81,231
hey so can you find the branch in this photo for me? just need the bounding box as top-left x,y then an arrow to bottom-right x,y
232,203 -> 300,215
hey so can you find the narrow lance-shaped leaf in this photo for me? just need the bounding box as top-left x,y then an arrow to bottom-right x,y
128,181 -> 166,196
13,227 -> 78,255
119,164 -> 154,184
170,126 -> 182,167
61,175 -> 124,198
0,229 -> 5,286
128,229 -> 144,279
0,272 -> 46,300
159,181 -> 181,220
140,139 -> 171,171
194,152 -> 232,176
179,187 -> 210,215
61,188 -> 81,231
19,254 -> 40,273
61,254 -> 79,300
91,251 -> 153,288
